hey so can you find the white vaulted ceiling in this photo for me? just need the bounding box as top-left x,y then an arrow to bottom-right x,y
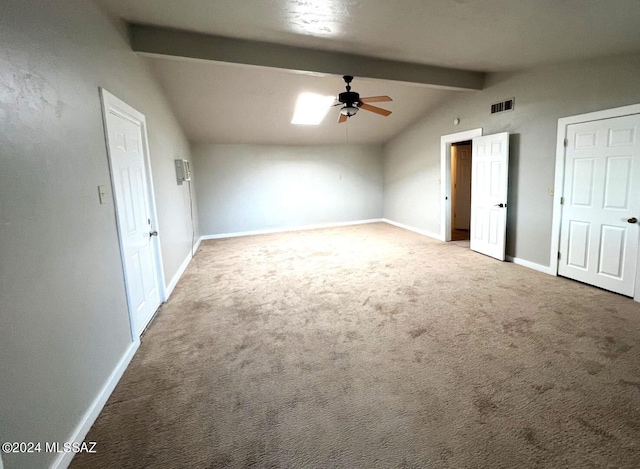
146,58 -> 455,144
95,0 -> 640,144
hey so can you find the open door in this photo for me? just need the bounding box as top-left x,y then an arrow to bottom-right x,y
470,132 -> 509,260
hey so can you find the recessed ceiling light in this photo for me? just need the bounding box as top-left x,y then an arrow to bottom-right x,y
291,92 -> 335,125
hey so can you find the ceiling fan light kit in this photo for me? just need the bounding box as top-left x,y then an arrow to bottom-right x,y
340,105 -> 359,116
334,75 -> 393,123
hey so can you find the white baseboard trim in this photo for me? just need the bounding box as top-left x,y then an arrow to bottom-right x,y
382,218 -> 443,241
165,236 -> 203,300
506,255 -> 554,276
200,219 -> 384,240
193,237 -> 202,253
52,340 -> 140,469
165,250 -> 192,300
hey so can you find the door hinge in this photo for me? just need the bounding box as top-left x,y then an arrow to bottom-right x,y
560,197 -> 564,205
563,138 -> 568,147
558,252 -> 561,260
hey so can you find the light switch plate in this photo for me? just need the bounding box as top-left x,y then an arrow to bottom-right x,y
98,185 -> 108,204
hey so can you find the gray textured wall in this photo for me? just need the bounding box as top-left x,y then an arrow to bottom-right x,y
383,53 -> 640,267
0,0 -> 197,467
193,144 -> 384,235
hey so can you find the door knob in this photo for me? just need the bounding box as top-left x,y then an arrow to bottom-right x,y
628,218 -> 638,224
494,203 -> 505,208
149,230 -> 158,237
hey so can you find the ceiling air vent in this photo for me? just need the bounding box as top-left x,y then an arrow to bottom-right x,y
491,98 -> 515,114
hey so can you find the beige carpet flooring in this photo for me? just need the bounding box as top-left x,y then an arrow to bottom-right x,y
72,223 -> 640,468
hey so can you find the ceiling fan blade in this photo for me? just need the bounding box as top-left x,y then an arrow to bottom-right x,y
359,103 -> 392,116
360,96 -> 392,103
338,113 -> 348,123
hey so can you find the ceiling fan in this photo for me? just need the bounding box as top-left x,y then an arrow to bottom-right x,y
335,75 -> 392,123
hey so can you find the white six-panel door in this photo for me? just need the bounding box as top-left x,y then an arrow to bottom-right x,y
558,114 -> 640,296
102,90 -> 162,337
470,132 -> 509,260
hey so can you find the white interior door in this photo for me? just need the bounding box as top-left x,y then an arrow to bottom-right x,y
454,143 -> 472,230
470,132 -> 509,260
558,114 -> 640,296
101,90 -> 162,337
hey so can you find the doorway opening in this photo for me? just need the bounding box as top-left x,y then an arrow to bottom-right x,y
450,140 -> 472,246
441,129 -> 510,261
440,128 -> 482,242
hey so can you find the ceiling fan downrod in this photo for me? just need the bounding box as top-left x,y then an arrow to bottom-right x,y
343,75 -> 353,91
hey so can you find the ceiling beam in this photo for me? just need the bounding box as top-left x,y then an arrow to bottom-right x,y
130,24 -> 485,91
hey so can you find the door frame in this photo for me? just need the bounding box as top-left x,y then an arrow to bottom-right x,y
550,102 -> 640,302
441,128 -> 483,241
99,88 -> 167,339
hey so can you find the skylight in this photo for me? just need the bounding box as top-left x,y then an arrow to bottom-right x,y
291,92 -> 335,125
